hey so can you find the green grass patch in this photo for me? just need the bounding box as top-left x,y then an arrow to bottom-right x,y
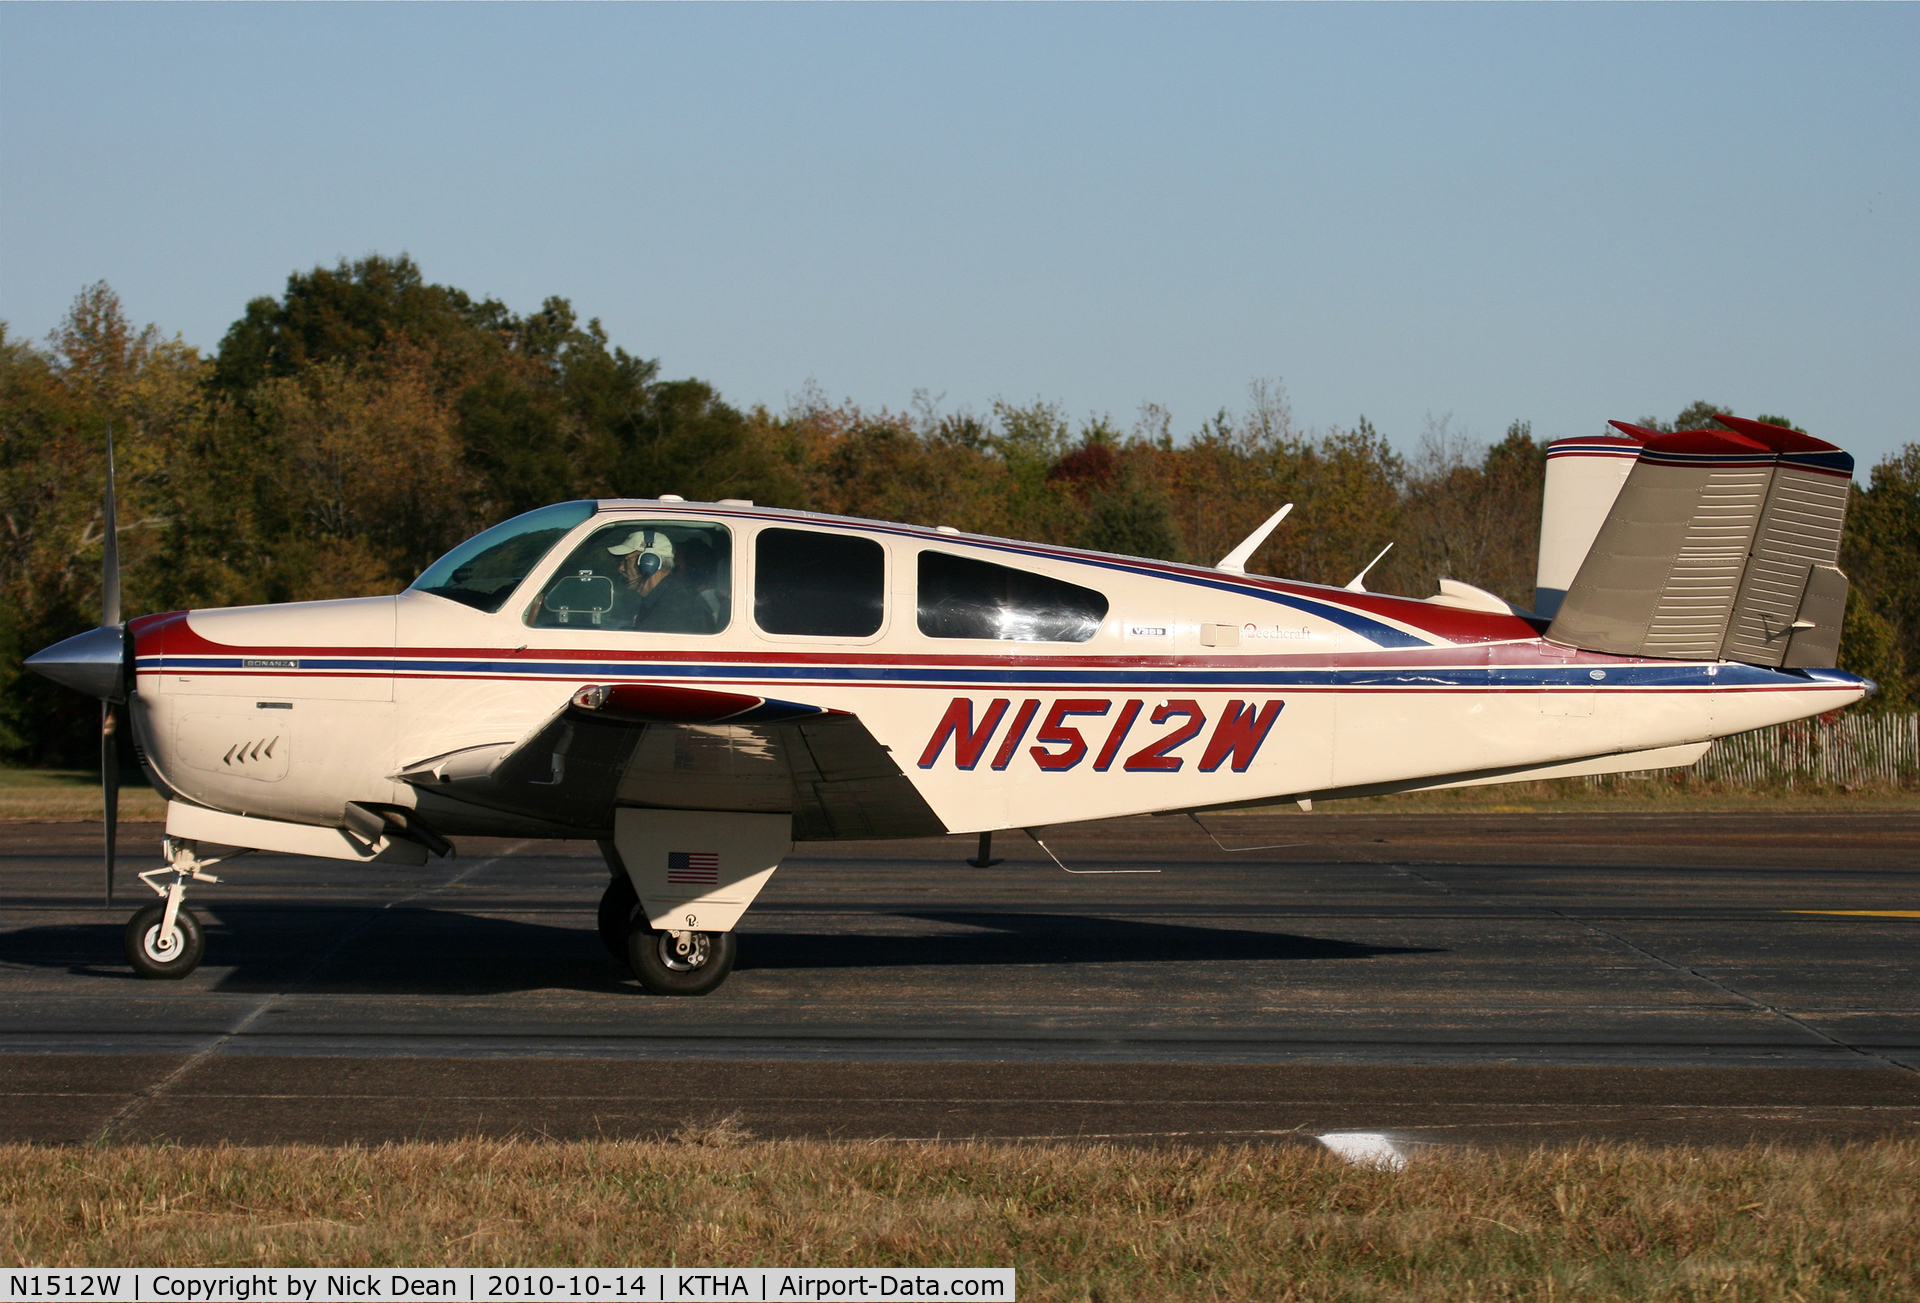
0,767 -> 165,821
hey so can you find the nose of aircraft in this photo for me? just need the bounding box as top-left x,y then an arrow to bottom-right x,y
25,624 -> 130,702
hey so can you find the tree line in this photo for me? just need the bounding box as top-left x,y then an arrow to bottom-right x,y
3,256 -> 1914,763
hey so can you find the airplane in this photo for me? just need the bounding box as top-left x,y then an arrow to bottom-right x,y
26,413 -> 1869,995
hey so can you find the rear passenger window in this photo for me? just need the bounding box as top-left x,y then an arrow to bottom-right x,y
918,550 -> 1108,643
755,528 -> 886,637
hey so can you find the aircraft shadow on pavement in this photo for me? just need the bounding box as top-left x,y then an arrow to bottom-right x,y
735,911 -> 1437,971
0,905 -> 1437,995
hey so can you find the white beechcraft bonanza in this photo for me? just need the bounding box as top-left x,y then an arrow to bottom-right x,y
28,414 -> 1871,995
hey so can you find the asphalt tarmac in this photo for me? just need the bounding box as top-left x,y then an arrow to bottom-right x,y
2,810 -> 1916,1149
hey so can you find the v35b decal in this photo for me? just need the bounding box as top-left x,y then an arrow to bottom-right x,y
916,697 -> 1285,774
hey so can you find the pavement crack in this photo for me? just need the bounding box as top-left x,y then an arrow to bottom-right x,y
1389,864 -> 1458,893
1565,915 -> 1920,1077
93,844 -> 526,1142
1390,862 -> 1917,1078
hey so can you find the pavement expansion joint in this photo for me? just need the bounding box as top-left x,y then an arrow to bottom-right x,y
88,845 -> 528,1140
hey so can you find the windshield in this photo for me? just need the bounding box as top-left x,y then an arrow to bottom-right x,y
409,501 -> 597,613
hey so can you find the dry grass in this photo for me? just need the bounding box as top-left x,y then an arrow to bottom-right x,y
1288,777 -> 1920,815
3,1139 -> 1916,1300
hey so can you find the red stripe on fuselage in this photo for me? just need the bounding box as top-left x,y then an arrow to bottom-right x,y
145,636 -> 1637,674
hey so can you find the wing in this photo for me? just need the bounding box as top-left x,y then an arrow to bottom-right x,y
394,682 -> 946,841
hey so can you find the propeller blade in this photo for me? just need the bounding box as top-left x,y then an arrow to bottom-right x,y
102,419 -> 120,628
102,421 -> 123,906
29,423 -> 133,700
102,702 -> 120,906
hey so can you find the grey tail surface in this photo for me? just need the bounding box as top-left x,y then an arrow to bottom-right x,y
1545,417 -> 1852,668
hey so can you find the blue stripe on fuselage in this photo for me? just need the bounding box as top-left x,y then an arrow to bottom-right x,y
141,655 -> 1867,693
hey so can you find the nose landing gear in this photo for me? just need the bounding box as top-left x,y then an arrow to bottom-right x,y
124,838 -> 241,980
125,898 -> 204,979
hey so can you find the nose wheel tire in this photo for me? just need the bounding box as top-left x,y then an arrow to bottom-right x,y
597,876 -> 640,958
626,922 -> 736,996
124,901 -> 205,980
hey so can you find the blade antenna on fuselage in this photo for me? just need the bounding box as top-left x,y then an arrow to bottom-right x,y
1215,503 -> 1293,575
1344,542 -> 1394,593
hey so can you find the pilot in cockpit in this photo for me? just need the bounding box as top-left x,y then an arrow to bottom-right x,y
607,528 -> 709,632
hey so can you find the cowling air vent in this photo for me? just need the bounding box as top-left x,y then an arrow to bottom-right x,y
174,712 -> 292,782
223,736 -> 281,768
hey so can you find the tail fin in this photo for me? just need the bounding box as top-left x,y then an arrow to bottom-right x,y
1545,417 -> 1853,667
1533,432 -> 1644,618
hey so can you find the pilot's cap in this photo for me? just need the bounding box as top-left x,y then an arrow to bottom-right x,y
607,528 -> 675,568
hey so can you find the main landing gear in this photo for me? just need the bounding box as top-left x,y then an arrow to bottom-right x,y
124,838 -> 239,980
628,925 -> 737,997
597,862 -> 736,997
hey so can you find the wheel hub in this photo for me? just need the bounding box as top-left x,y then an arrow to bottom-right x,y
142,924 -> 181,963
658,930 -> 710,971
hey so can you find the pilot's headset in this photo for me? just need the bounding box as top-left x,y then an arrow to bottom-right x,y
610,528 -> 675,576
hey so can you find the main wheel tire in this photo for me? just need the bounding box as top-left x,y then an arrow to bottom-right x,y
598,876 -> 640,958
626,922 -> 736,996
124,902 -> 205,980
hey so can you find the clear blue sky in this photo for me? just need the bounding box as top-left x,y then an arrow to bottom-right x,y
3,3 -> 1915,470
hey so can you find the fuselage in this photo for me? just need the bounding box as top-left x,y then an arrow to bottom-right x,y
125,499 -> 1871,842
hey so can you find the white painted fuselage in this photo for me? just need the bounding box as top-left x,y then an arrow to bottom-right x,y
127,500 -> 1869,845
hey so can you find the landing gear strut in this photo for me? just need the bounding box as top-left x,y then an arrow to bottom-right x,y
124,838 -> 240,980
597,874 -> 639,958
597,842 -> 736,995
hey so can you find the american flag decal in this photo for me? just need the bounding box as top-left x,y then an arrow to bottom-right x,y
666,851 -> 719,886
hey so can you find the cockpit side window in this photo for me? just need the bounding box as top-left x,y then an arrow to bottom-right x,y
755,528 -> 885,638
917,550 -> 1108,643
526,521 -> 732,634
410,501 -> 597,614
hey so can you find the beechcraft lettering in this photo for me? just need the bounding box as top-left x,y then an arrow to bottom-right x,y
916,697 -> 1285,773
26,414 -> 1875,996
